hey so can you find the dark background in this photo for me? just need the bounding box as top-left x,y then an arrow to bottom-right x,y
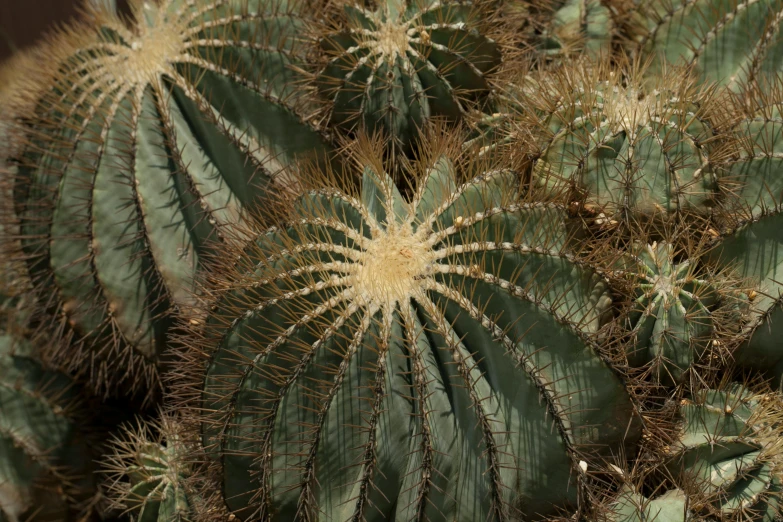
0,0 -> 130,63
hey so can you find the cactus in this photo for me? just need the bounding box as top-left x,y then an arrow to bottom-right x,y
0,304 -> 97,522
12,0 -> 335,401
707,81 -> 783,387
539,0 -> 615,59
619,241 -> 718,387
637,0 -> 783,90
181,134 -> 640,521
525,61 -> 724,228
313,0 -> 503,148
664,383 -> 783,521
102,412 -> 196,522
606,486 -> 692,521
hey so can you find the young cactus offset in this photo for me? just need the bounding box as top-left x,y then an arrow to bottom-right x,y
0,305 -> 97,522
102,412 -> 196,522
619,241 -> 719,387
527,61 -> 722,227
13,0 -> 334,401
183,134 -> 640,521
636,0 -> 783,91
314,0 -> 503,148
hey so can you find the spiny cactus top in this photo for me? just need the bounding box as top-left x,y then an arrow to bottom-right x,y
103,413 -> 195,522
529,63 -> 721,224
638,0 -> 783,90
621,241 -> 717,386
0,308 -> 97,522
14,0 -> 334,400
315,0 -> 502,147
184,136 -> 640,521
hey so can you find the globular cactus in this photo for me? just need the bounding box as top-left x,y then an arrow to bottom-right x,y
707,81 -> 783,387
664,383 -> 783,521
603,382 -> 783,522
12,0 -> 335,401
637,0 -> 783,90
180,133 -> 640,521
524,61 -> 724,228
102,412 -> 197,522
0,303 -> 97,522
605,486 -> 692,521
313,0 -> 503,148
539,0 -> 615,59
618,241 -> 719,387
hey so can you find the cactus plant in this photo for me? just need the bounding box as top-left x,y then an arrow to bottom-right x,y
180,134 -> 640,521
539,0 -> 615,59
0,303 -> 98,522
707,81 -> 783,387
618,241 -> 719,387
526,61 -> 722,227
637,0 -> 783,90
11,0 -> 336,401
102,412 -> 197,522
313,0 -> 503,148
664,383 -> 783,521
605,486 -> 692,521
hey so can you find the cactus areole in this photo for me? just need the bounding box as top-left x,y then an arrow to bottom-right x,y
197,148 -> 639,520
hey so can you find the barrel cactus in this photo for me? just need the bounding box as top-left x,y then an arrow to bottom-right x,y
12,0 -> 335,400
637,0 -> 783,90
528,62 -> 722,226
605,486 -> 691,521
664,383 -> 783,521
0,304 -> 97,522
314,0 -> 502,148
181,135 -> 640,521
102,412 -> 196,522
707,81 -> 783,386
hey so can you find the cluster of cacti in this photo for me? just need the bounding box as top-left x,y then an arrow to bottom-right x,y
7,0 -> 783,521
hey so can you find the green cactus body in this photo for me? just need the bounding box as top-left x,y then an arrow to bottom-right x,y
104,416 -> 194,522
624,242 -> 716,386
638,0 -> 783,90
194,147 -> 639,521
541,0 -> 614,59
708,97 -> 783,385
0,322 -> 96,521
665,385 -> 783,521
316,0 -> 501,147
607,487 -> 692,522
15,0 -> 334,399
532,75 -> 719,221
